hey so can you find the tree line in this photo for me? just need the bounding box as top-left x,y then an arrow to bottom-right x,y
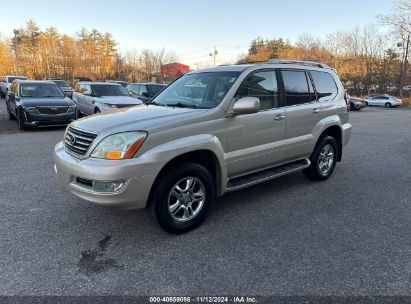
238,1 -> 410,97
0,20 -> 177,83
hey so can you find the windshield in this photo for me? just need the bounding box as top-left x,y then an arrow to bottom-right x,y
91,84 -> 129,97
20,83 -> 65,98
153,72 -> 240,109
147,84 -> 166,96
52,80 -> 70,87
9,76 -> 27,83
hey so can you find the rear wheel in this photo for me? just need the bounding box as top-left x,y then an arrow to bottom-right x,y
94,108 -> 100,114
150,162 -> 214,234
304,136 -> 338,181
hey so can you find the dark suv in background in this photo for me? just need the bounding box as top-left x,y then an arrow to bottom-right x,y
6,80 -> 77,130
47,78 -> 74,98
126,82 -> 166,102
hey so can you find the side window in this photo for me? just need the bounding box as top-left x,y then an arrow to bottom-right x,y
281,70 -> 313,106
79,84 -> 91,94
310,71 -> 338,102
139,85 -> 148,96
234,70 -> 279,110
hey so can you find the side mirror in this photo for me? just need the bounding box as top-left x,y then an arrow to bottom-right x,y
141,92 -> 149,98
231,97 -> 260,115
8,92 -> 15,101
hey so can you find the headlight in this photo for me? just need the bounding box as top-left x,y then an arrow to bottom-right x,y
23,106 -> 36,112
68,105 -> 77,111
91,132 -> 147,159
103,103 -> 117,108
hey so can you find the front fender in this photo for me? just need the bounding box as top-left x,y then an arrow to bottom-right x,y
137,134 -> 227,196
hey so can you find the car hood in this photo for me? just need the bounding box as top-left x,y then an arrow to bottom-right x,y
98,96 -> 143,105
71,104 -> 206,134
21,97 -> 73,106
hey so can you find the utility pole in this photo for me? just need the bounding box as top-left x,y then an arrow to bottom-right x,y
209,46 -> 218,67
13,29 -> 19,75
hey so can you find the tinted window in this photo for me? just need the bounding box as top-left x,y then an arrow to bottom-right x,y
91,84 -> 129,96
235,70 -> 279,110
147,84 -> 165,96
310,71 -> 338,101
282,70 -> 312,106
8,76 -> 27,83
139,85 -> 148,95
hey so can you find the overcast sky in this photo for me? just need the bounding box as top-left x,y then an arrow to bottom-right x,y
0,0 -> 394,68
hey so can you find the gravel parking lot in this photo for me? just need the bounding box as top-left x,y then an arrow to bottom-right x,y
0,98 -> 410,297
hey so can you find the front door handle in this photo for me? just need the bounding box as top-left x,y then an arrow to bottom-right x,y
312,108 -> 320,114
273,114 -> 286,120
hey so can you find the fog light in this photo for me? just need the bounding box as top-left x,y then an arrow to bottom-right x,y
93,180 -> 126,193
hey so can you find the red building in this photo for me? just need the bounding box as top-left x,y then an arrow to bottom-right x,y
161,62 -> 190,79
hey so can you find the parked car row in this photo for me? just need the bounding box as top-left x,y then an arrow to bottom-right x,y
3,77 -> 168,130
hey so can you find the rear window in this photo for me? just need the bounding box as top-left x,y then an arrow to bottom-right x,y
310,71 -> 338,101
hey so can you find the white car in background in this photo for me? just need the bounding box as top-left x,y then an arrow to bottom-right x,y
0,75 -> 28,98
72,82 -> 143,116
403,85 -> 411,91
365,95 -> 402,108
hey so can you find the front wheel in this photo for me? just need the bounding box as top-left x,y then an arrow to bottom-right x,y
7,106 -> 15,120
304,136 -> 338,181
16,110 -> 27,131
150,162 -> 214,234
385,102 -> 392,108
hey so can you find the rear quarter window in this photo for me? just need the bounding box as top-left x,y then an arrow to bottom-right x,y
310,71 -> 338,102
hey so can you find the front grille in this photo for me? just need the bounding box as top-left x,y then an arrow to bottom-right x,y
65,126 -> 98,156
36,105 -> 68,114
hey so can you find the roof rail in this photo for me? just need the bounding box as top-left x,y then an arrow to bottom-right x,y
267,59 -> 331,69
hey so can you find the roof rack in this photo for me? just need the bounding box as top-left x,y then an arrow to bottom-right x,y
267,59 -> 332,69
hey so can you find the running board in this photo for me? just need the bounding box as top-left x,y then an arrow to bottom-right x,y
226,159 -> 310,192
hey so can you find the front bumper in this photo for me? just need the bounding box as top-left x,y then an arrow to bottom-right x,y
53,141 -> 162,209
342,123 -> 352,147
22,110 -> 76,127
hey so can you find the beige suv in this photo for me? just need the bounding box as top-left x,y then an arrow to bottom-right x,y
54,59 -> 352,233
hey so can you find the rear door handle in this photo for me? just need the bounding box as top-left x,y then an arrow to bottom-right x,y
273,114 -> 286,120
312,108 -> 320,114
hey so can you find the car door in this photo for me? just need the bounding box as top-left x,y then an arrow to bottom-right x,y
77,84 -> 94,114
281,69 -> 319,161
226,69 -> 287,177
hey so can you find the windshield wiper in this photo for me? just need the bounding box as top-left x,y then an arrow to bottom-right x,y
164,102 -> 198,108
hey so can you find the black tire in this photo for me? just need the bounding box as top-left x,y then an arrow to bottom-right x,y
7,106 -> 15,120
150,162 -> 214,234
303,136 -> 338,181
385,102 -> 391,108
94,108 -> 100,114
350,103 -> 355,111
75,108 -> 82,119
16,110 -> 27,131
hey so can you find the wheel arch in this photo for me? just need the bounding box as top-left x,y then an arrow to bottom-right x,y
146,149 -> 223,208
317,125 -> 343,161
